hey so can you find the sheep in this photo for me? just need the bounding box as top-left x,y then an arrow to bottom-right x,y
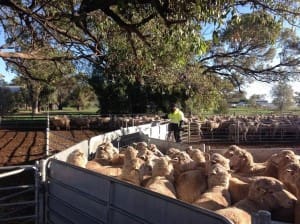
136,144 -> 154,161
151,156 -> 174,181
263,149 -> 299,179
278,162 -> 300,196
216,177 -> 297,224
223,145 -> 243,159
119,146 -> 145,185
171,151 -> 199,179
50,115 -> 70,130
175,168 -> 207,203
66,146 -> 122,177
70,117 -> 90,129
205,153 -> 230,177
94,141 -> 120,166
185,146 -> 207,168
86,160 -> 122,177
227,147 -> 266,177
66,149 -> 87,168
228,177 -> 250,204
193,163 -> 231,210
144,156 -> 177,199
148,143 -> 164,157
165,147 -> 181,158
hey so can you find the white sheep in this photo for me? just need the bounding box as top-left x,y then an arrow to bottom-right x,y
66,149 -> 87,168
119,146 -> 145,185
227,147 -> 266,177
145,156 -> 176,198
175,168 -> 207,203
193,163 -> 231,210
86,160 -> 122,177
185,146 -> 207,168
216,177 -> 297,224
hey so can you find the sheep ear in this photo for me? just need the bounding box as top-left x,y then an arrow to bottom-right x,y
211,169 -> 217,175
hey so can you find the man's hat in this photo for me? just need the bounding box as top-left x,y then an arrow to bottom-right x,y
170,103 -> 177,108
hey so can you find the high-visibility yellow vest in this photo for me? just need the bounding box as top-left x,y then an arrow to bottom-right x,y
168,108 -> 184,125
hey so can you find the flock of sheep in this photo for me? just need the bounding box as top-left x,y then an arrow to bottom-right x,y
66,142 -> 300,224
50,114 -> 300,145
50,115 -> 160,130
201,114 -> 300,142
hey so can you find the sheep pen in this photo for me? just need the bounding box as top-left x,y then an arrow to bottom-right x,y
65,137 -> 300,224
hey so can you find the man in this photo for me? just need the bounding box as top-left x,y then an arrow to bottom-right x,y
167,103 -> 185,142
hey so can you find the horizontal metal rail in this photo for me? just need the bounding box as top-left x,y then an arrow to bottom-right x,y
0,165 -> 39,224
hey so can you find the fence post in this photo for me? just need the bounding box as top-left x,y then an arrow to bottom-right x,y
236,120 -> 240,145
46,111 -> 50,156
188,121 -> 191,144
252,210 -> 272,224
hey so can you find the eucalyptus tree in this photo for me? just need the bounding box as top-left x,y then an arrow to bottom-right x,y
199,11 -> 300,88
8,53 -> 75,114
68,73 -> 97,111
0,86 -> 18,115
271,81 -> 294,112
0,1 -> 300,113
294,92 -> 300,107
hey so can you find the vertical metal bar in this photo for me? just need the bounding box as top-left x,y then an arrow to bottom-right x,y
258,210 -> 271,224
237,121 -> 240,145
46,109 -> 50,157
188,121 -> 190,144
34,163 -> 40,224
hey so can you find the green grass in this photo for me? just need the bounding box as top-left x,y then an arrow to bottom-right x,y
3,106 -> 300,120
2,106 -> 98,120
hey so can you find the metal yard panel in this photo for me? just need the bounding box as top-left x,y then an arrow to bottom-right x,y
45,159 -> 232,224
0,165 -> 39,224
134,123 -> 152,137
88,123 -> 169,155
51,140 -> 89,162
89,130 -> 123,154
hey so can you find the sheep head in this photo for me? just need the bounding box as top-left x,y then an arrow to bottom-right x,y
123,146 -> 142,169
166,147 -> 181,158
269,150 -> 299,168
248,177 -> 296,210
66,149 -> 87,168
152,156 -> 174,180
207,153 -> 230,172
186,147 -> 206,166
229,150 -> 254,172
224,145 -> 244,159
135,142 -> 148,151
95,142 -> 118,165
207,163 -> 230,189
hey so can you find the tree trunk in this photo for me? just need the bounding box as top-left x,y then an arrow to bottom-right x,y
58,104 -> 63,110
32,97 -> 39,115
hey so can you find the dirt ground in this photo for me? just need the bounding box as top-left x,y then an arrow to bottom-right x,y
0,129 -> 103,166
1,128 -> 300,167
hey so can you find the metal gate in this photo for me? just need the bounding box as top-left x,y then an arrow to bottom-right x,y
0,164 -> 40,224
44,159 -> 232,224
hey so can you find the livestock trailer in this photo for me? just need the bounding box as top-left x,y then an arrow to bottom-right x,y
0,122 -> 296,224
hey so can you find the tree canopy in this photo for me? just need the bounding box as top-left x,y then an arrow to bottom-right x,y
0,0 -> 300,113
271,80 -> 295,111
